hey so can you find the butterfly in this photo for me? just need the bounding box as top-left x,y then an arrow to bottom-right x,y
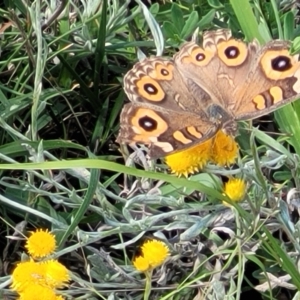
117,29 -> 300,158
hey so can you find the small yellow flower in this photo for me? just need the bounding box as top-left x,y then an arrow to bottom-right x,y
11,260 -> 46,292
165,138 -> 212,177
165,130 -> 239,177
25,229 -> 56,258
210,131 -> 239,166
133,240 -> 169,272
223,178 -> 246,205
11,259 -> 69,294
43,260 -> 70,288
141,240 -> 169,269
133,256 -> 150,272
18,285 -> 57,300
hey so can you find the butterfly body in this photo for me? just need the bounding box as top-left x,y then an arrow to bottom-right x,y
117,29 -> 300,158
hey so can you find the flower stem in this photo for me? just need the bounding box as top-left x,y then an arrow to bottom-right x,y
143,269 -> 152,300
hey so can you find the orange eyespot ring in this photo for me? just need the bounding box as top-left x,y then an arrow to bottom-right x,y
148,62 -> 174,80
217,40 -> 248,66
181,46 -> 214,66
136,76 -> 165,102
131,108 -> 168,138
260,49 -> 299,80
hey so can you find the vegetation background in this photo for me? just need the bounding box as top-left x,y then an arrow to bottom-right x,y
1,0 -> 300,299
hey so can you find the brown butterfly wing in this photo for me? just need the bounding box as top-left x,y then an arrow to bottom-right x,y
232,40 -> 300,120
117,57 -> 218,158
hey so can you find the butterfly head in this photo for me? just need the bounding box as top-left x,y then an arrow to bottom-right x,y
222,119 -> 238,137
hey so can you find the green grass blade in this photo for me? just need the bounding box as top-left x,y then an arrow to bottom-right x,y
58,163 -> 100,247
0,159 -> 227,200
229,0 -> 264,42
93,0 -> 107,102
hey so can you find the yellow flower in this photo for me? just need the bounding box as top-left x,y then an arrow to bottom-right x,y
11,260 -> 46,292
18,285 -> 58,300
25,229 -> 56,258
133,256 -> 150,272
43,260 -> 70,288
11,259 -> 69,295
210,130 -> 239,166
165,138 -> 212,177
223,178 -> 246,205
165,130 -> 239,177
141,240 -> 169,269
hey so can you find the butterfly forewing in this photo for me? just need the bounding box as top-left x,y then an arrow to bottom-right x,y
118,57 -> 218,158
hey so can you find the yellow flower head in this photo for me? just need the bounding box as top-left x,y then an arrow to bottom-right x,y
18,285 -> 58,300
210,131 -> 239,166
43,260 -> 70,288
11,261 -> 46,292
223,178 -> 246,205
25,229 -> 56,258
12,259 -> 69,294
142,240 -> 169,268
165,130 -> 239,177
133,256 -> 150,272
165,138 -> 212,177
